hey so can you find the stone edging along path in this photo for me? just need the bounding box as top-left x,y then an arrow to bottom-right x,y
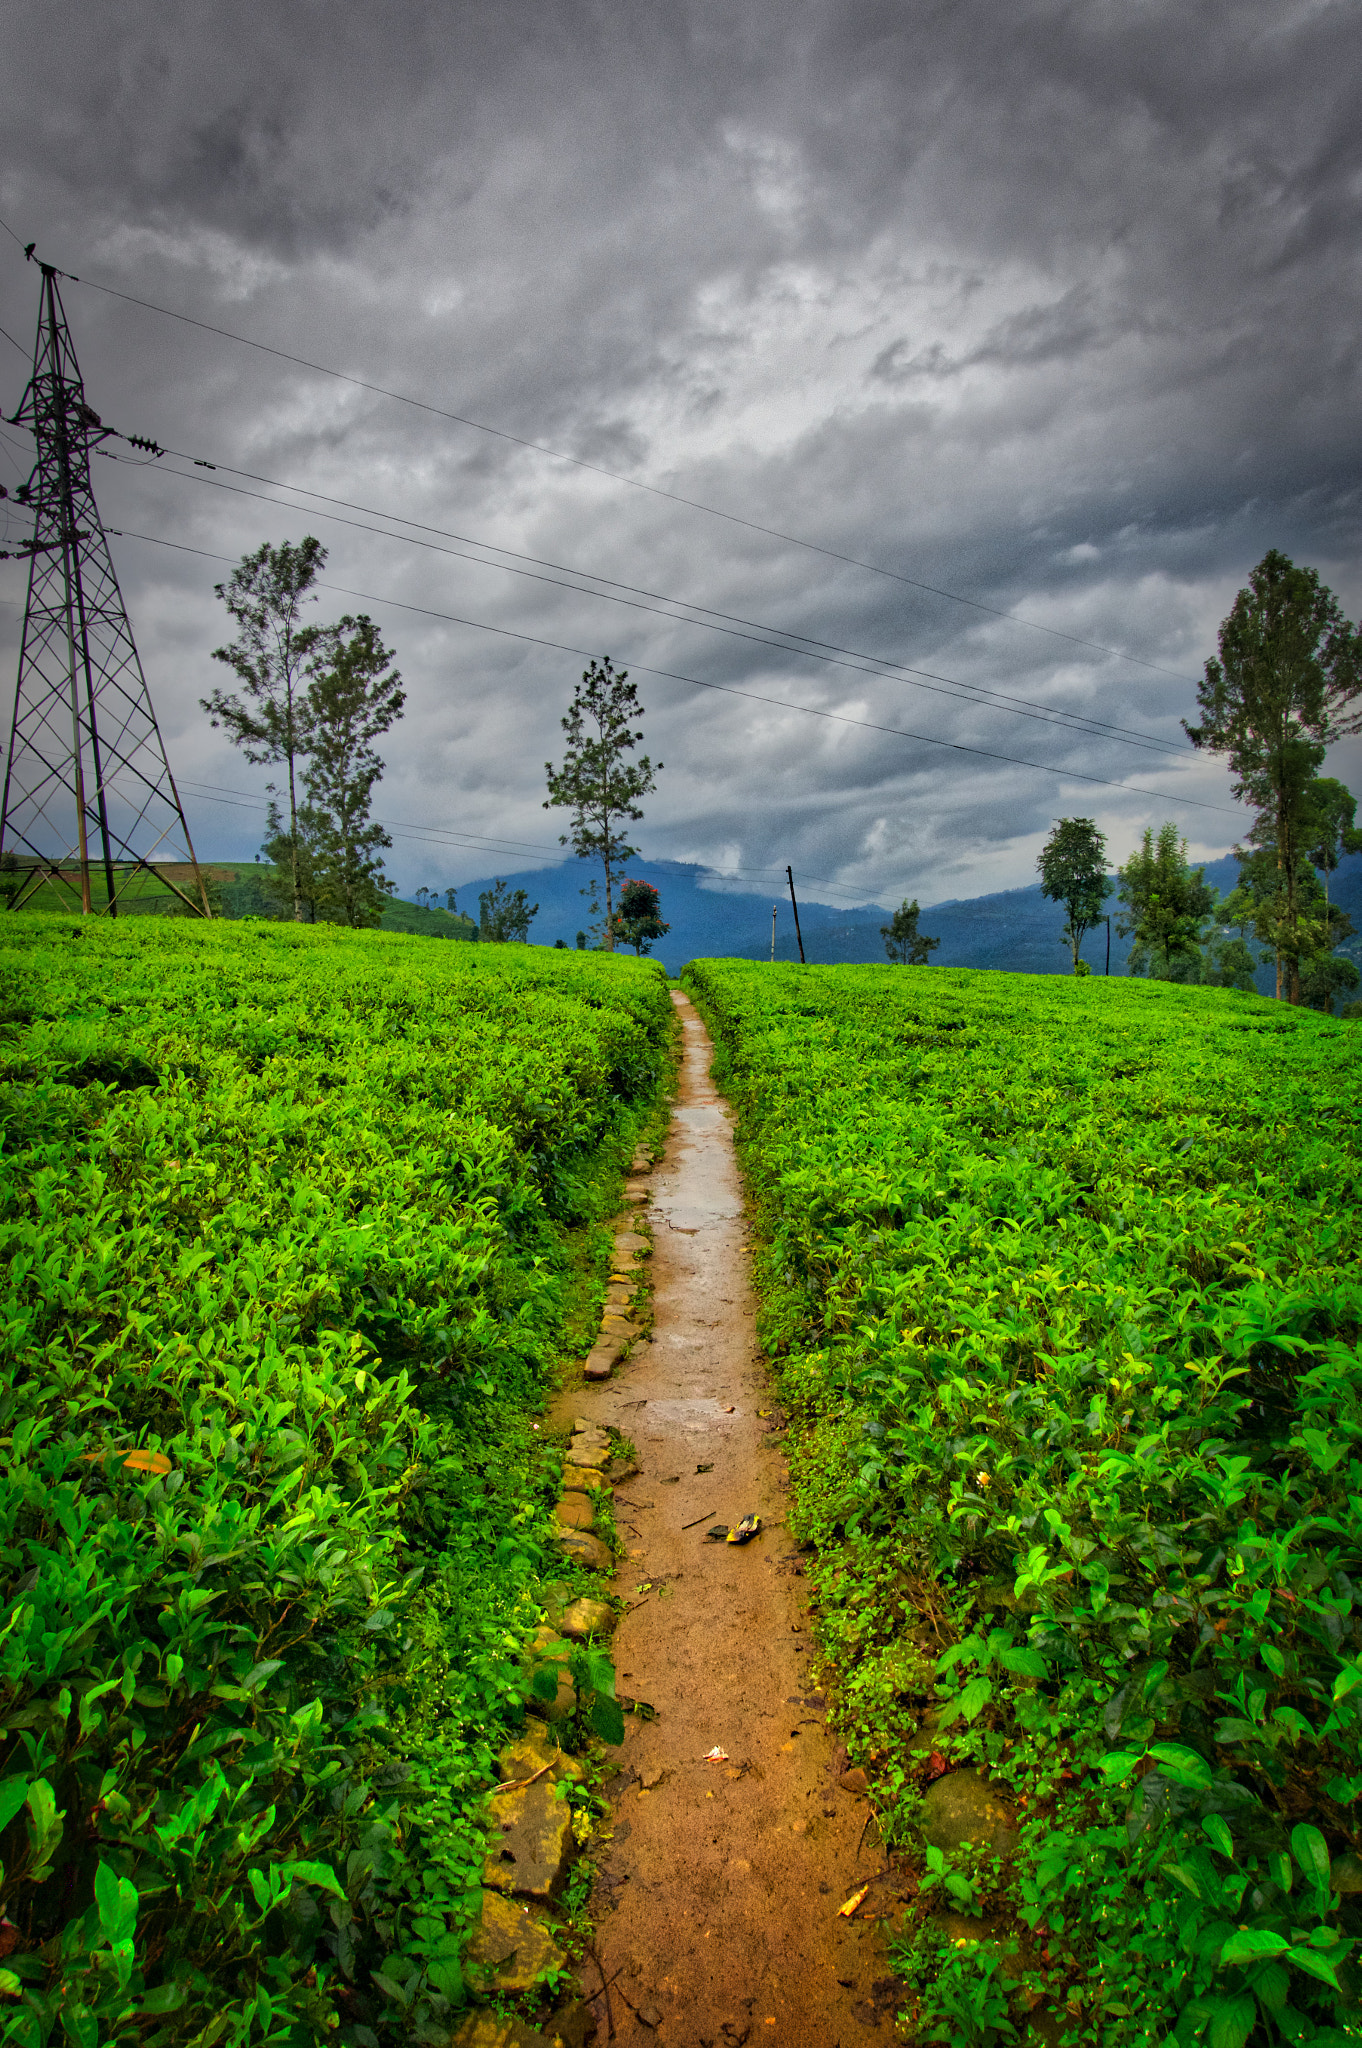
455,994 -> 899,2048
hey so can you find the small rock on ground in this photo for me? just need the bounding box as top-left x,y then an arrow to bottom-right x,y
560,1466 -> 608,1494
554,1494 -> 596,1531
449,2012 -> 553,2048
483,1774 -> 575,1900
920,1768 -> 1019,1857
556,1530 -> 613,1572
560,1596 -> 613,1638
613,1231 -> 649,1257
565,1441 -> 611,1470
463,1891 -> 564,1995
497,1730 -> 583,1784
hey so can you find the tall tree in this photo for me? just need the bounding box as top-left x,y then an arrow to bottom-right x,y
881,898 -> 939,965
301,614 -> 404,928
544,658 -> 660,949
202,537 -> 327,923
1036,817 -> 1112,971
1186,550 -> 1362,1001
478,878 -> 538,943
609,877 -> 670,956
1116,824 -> 1215,980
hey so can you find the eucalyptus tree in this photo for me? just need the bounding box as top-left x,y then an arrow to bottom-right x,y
1186,551 -> 1361,1001
545,658 -> 660,949
202,537 -> 327,923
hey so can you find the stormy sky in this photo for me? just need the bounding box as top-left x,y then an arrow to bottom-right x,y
1,0 -> 1359,910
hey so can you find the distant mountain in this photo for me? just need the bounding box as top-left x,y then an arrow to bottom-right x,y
418,848 -> 1362,993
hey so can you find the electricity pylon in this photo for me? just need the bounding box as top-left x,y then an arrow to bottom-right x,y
0,260 -> 209,916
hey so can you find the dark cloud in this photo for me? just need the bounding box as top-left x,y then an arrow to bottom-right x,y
0,0 -> 1358,907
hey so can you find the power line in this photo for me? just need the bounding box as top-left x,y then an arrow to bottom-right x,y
101,444 -> 1188,760
93,522 -> 1241,817
0,218 -> 1198,683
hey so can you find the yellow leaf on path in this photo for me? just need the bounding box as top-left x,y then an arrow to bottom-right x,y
838,1884 -> 870,1918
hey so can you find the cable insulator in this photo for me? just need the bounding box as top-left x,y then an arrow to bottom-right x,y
126,433 -> 165,457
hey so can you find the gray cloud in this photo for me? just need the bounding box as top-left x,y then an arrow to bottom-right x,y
1,0 -> 1359,909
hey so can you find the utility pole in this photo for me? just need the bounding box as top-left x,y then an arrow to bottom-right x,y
0,257 -> 209,917
786,865 -> 805,964
770,903 -> 777,962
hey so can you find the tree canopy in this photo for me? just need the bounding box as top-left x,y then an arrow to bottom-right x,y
299,615 -> 404,928
1036,817 -> 1112,971
478,878 -> 538,943
609,877 -> 670,955
1186,549 -> 1361,1001
881,899 -> 939,965
202,537 -> 327,924
1116,824 -> 1215,981
544,658 -> 660,948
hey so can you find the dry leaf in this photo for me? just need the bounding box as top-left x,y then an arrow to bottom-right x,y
838,1883 -> 870,1918
122,1450 -> 172,1476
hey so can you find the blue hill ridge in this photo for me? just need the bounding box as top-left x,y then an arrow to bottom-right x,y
404,850 -> 1362,991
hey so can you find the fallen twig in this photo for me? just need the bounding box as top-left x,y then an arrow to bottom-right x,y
681,1507 -> 717,1530
509,1752 -> 562,1791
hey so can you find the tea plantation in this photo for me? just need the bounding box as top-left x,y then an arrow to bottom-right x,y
684,959 -> 1362,2048
0,919 -> 673,2048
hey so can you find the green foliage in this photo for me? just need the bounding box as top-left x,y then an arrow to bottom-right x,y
0,919 -> 672,2047
478,880 -> 538,945
1187,550 -> 1362,1004
1037,818 -> 1112,971
881,899 -> 939,967
683,958 -> 1362,2048
202,537 -> 328,924
299,614 -> 405,928
1117,823 -> 1215,980
543,658 -> 660,944
608,879 -> 669,958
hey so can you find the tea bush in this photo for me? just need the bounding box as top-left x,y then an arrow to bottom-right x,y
684,959 -> 1362,2048
0,918 -> 673,2048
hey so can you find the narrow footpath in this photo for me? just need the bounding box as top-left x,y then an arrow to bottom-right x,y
551,993 -> 893,2048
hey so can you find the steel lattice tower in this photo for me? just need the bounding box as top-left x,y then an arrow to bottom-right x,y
0,263 -> 208,916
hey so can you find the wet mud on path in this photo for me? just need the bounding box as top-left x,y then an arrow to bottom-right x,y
550,993 -> 893,2048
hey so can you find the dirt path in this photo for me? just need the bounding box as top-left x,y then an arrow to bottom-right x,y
551,993 -> 893,2048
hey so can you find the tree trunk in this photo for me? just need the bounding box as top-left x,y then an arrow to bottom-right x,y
1279,765 -> 1304,1004
286,672 -> 303,923
601,809 -> 614,950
